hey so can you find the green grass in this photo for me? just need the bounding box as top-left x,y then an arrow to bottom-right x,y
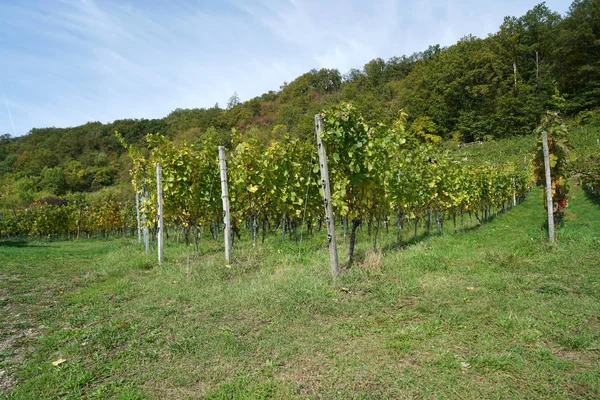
1,185 -> 600,399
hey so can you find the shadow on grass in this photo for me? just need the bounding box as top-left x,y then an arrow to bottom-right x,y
0,240 -> 47,248
377,213 -> 502,252
367,205 -> 522,257
583,189 -> 600,207
539,210 -> 566,235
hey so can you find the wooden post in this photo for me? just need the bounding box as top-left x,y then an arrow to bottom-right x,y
136,192 -> 141,243
512,177 -> 517,207
123,201 -> 128,237
315,114 -> 339,278
77,203 -> 81,240
143,188 -> 149,254
541,131 -> 555,243
156,163 -> 164,263
252,217 -> 257,247
218,146 -> 232,263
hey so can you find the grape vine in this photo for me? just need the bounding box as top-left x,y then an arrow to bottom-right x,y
1,103 -> 536,266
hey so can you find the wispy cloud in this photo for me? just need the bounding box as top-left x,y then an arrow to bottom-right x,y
0,82 -> 17,136
0,0 -> 572,136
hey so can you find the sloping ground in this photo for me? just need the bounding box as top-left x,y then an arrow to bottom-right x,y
1,185 -> 599,399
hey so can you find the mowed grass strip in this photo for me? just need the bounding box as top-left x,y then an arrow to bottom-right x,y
1,185 -> 599,399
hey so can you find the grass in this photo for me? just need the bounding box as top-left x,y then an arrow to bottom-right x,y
1,184 -> 599,399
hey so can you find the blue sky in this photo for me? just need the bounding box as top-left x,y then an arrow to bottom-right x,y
1,0 -> 573,137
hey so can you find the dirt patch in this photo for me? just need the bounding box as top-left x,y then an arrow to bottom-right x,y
0,275 -> 45,392
360,250 -> 384,274
0,338 -> 18,391
277,330 -> 419,397
0,324 -> 40,392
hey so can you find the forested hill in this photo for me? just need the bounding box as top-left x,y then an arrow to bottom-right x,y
1,0 -> 599,206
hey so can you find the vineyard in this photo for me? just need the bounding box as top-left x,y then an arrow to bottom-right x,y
3,104 -> 596,272
0,103 -> 545,261
581,156 -> 600,197
2,106 -> 600,398
0,198 -> 134,240
568,111 -> 600,200
2,175 -> 600,399
577,139 -> 600,200
121,103 -> 535,266
3,0 -> 600,394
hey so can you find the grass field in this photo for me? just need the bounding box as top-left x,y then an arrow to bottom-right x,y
1,185 -> 599,399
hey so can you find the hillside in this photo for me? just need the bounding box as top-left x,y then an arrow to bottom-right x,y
1,0 -> 599,207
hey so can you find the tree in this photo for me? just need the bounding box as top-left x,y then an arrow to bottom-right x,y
40,167 -> 66,196
227,92 -> 241,110
553,0 -> 600,113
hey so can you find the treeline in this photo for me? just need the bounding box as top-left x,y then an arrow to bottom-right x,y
0,0 -> 599,207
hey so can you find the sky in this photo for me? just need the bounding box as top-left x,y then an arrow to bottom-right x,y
0,0 -> 573,137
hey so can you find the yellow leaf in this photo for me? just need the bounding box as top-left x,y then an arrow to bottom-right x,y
52,358 -> 67,366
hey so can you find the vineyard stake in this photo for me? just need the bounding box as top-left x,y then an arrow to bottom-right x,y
512,177 -> 517,207
156,163 -> 164,263
77,203 -> 81,240
135,192 -> 141,243
143,188 -> 149,254
541,131 -> 555,243
314,114 -> 339,278
218,146 -> 232,263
